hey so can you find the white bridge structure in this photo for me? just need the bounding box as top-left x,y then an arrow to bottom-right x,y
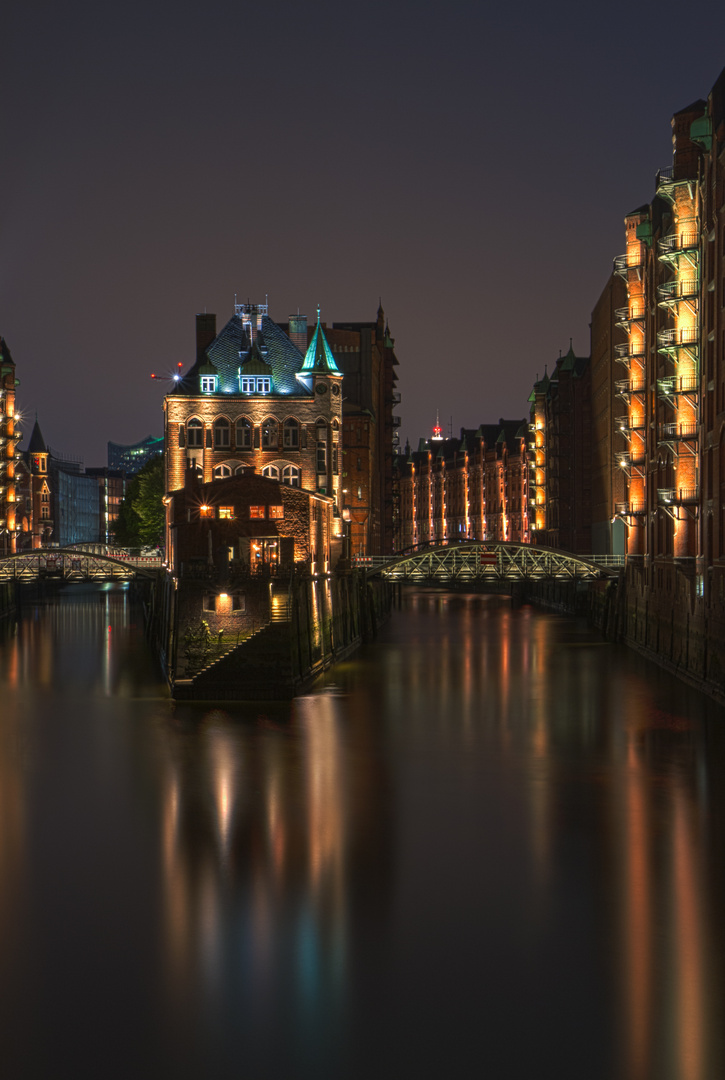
0,546 -> 163,583
352,542 -> 622,583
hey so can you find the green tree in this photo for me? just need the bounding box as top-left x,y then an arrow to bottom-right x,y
114,455 -> 164,547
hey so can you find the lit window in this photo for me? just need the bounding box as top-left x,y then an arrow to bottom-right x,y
262,465 -> 279,480
257,377 -> 271,393
41,505 -> 50,519
262,419 -> 278,449
187,418 -> 203,447
282,464 -> 300,487
283,418 -> 300,448
269,505 -> 283,519
214,418 -> 230,448
219,507 -> 234,519
240,377 -> 255,393
200,376 -> 216,393
250,506 -> 265,519
236,418 -> 252,449
200,505 -> 214,518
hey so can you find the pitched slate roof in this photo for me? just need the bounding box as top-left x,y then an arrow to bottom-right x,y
172,314 -> 310,397
27,418 -> 48,454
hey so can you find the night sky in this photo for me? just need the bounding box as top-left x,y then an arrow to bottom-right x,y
3,1 -> 725,464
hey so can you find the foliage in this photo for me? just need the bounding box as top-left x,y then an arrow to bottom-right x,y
113,455 -> 164,547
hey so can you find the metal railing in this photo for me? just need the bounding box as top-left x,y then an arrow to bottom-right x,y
615,501 -> 646,515
658,422 -> 699,441
657,279 -> 698,301
657,487 -> 699,505
657,326 -> 699,348
657,231 -> 698,255
657,375 -> 699,397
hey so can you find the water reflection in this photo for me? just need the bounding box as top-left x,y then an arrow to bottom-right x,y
0,586 -> 724,1078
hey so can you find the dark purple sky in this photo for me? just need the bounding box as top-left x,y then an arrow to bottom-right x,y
3,0 -> 725,463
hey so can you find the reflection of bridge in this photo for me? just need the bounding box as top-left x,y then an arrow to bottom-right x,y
352,542 -> 621,583
0,547 -> 163,583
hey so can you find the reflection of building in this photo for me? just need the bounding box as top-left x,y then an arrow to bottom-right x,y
108,435 -> 163,475
397,420 -> 529,549
0,337 -> 22,555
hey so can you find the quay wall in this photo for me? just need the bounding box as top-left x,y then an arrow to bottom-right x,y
589,562 -> 725,705
0,581 -> 16,620
147,569 -> 391,701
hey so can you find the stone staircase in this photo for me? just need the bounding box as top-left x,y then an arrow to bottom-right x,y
174,621 -> 297,700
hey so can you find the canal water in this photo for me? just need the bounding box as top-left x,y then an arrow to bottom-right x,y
0,584 -> 724,1080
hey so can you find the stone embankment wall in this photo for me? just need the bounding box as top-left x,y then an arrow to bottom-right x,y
147,569 -> 390,701
589,562 -> 725,704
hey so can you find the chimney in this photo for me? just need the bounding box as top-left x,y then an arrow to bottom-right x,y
288,313 -> 308,353
196,313 -> 217,360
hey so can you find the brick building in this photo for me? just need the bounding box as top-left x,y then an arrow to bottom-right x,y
396,419 -> 529,549
164,301 -> 344,565
0,338 -> 21,555
529,344 -> 592,554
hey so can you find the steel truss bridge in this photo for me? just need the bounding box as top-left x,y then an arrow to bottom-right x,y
0,547 -> 163,583
352,542 -> 621,583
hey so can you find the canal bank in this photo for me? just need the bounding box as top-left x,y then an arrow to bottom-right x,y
146,568 -> 391,700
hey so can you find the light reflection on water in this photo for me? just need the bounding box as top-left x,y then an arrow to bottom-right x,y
0,586 -> 724,1078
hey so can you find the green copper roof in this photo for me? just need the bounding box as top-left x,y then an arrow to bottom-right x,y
299,315 -> 340,374
560,342 -> 577,372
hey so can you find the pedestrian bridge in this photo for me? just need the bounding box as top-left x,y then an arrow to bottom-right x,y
0,547 -> 163,583
352,542 -> 621,583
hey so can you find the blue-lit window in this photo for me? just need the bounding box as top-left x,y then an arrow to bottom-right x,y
258,377 -> 271,393
200,376 -> 216,393
240,377 -> 255,393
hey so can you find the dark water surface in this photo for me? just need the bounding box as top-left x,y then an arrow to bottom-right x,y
1,585 -> 724,1079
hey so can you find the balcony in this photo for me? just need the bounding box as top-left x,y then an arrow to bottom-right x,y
657,232 -> 699,258
392,416 -> 402,428
658,487 -> 700,506
657,326 -> 699,356
615,501 -> 646,516
614,342 -> 646,364
615,306 -> 646,331
655,167 -> 697,205
615,378 -> 646,397
616,415 -> 646,436
392,391 -> 401,405
614,248 -> 646,279
656,375 -> 699,400
616,450 -> 645,471
658,421 -> 699,442
657,278 -> 698,304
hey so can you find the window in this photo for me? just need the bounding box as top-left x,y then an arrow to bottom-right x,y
333,446 -> 338,474
357,486 -> 362,500
282,464 -> 301,487
269,505 -> 283,519
219,507 -> 234,519
200,376 -> 216,393
283,418 -> 300,448
250,506 -> 266,519
203,594 -> 216,612
200,505 -> 214,518
41,492 -> 49,502
41,505 -> 50,519
187,418 -> 203,447
262,465 -> 280,480
213,464 -> 232,478
317,441 -> 327,473
236,418 -> 252,449
240,376 -> 256,393
213,418 -> 230,448
258,377 -> 271,393
232,593 -> 245,612
262,419 -> 279,449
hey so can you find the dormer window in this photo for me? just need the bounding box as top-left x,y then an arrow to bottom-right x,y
240,375 -> 272,394
201,375 -> 216,393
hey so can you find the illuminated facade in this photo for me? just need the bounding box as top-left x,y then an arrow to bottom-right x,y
397,420 -> 529,549
0,339 -> 22,555
528,345 -> 592,553
164,302 -> 344,563
22,419 -> 53,549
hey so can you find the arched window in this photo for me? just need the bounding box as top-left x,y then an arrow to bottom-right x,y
282,465 -> 301,488
214,417 -> 231,449
263,464 -> 280,480
236,417 -> 252,449
187,418 -> 203,447
262,418 -> 279,449
214,464 -> 232,478
283,418 -> 300,449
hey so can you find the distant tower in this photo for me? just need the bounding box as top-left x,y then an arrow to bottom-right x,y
27,418 -> 53,548
0,337 -> 20,554
431,411 -> 443,442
